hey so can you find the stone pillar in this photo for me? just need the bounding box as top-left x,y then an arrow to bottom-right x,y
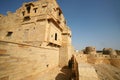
59,27 -> 72,67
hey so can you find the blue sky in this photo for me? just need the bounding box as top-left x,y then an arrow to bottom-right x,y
0,0 -> 120,50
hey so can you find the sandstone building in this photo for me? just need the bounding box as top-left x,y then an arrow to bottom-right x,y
0,0 -> 120,80
0,0 -> 73,80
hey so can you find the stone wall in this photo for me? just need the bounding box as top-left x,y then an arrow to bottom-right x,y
110,56 -> 120,68
0,0 -> 73,79
0,41 -> 59,80
75,54 -> 88,63
78,63 -> 99,80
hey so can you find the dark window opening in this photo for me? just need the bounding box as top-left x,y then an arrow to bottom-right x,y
23,16 -> 30,21
33,8 -> 38,13
6,32 -> 13,37
26,6 -> 31,13
42,5 -> 47,8
59,12 -> 61,16
46,64 -> 49,67
42,3 -> 47,8
55,33 -> 57,41
58,11 -> 62,21
22,11 -> 25,16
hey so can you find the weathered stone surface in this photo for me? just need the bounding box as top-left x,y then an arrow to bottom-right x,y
78,63 -> 99,80
94,64 -> 120,80
84,46 -> 96,54
0,0 -> 120,80
75,47 -> 120,80
0,0 -> 72,80
0,42 -> 59,80
103,48 -> 117,55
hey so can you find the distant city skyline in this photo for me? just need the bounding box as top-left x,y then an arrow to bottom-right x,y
0,0 -> 120,50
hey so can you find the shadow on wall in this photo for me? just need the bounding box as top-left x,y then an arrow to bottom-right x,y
55,66 -> 71,80
55,55 -> 79,80
69,55 -> 79,80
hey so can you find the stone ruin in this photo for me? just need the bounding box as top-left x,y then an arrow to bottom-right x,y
83,46 -> 117,56
84,46 -> 96,54
103,48 -> 117,55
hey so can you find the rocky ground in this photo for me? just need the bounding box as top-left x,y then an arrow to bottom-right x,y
93,64 -> 120,80
78,62 -> 120,80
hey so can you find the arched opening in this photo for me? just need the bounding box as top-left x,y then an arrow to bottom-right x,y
22,11 -> 25,16
23,16 -> 30,21
26,6 -> 31,13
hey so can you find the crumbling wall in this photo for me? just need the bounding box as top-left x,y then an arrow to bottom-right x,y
103,48 -> 117,55
84,46 -> 96,54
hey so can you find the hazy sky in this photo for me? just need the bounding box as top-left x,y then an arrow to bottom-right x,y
0,0 -> 120,50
